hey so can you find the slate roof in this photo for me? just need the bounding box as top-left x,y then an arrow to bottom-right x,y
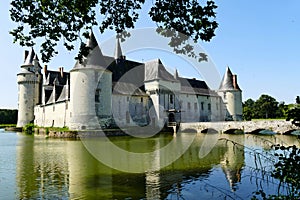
73,32 -> 107,69
112,82 -> 147,96
219,67 -> 241,91
44,70 -> 70,86
106,56 -> 145,90
23,47 -> 36,66
179,77 -> 218,96
56,84 -> 69,102
44,70 -> 70,104
21,47 -> 42,69
144,59 -> 178,82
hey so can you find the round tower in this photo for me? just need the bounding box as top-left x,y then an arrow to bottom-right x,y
69,32 -> 112,130
218,67 -> 242,121
17,48 -> 42,127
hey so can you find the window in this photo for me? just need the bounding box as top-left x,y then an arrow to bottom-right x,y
141,97 -> 143,103
223,92 -> 227,100
194,102 -> 197,110
216,103 -> 218,110
208,103 -> 211,111
170,94 -> 173,104
95,89 -> 100,102
201,102 -> 204,110
187,102 -> 191,110
127,96 -> 129,101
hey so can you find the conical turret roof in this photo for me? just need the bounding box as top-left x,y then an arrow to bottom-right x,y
23,47 -> 35,66
219,67 -> 241,91
73,31 -> 107,69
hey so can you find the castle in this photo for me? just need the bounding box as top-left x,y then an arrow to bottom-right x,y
16,32 -> 242,130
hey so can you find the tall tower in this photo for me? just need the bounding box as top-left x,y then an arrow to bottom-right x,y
17,48 -> 42,127
69,31 -> 112,130
218,67 -> 242,121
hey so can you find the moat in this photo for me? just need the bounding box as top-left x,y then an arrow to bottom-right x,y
1,128 -> 299,199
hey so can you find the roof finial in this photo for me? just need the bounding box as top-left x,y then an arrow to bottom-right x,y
86,31 -> 98,50
174,69 -> 179,80
114,37 -> 123,60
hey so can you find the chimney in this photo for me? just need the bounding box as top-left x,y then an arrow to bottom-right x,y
60,67 -> 64,78
24,50 -> 29,62
44,65 -> 48,75
233,75 -> 237,89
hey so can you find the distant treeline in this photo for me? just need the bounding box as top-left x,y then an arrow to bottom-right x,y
0,109 -> 18,124
243,94 -> 298,121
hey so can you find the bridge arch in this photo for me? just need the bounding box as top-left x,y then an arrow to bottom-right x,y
223,129 -> 244,134
201,128 -> 219,134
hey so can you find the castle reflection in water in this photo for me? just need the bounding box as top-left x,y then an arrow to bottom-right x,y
15,133 -> 299,199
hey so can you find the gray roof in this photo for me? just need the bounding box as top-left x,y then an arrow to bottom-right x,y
144,59 -> 178,82
46,90 -> 54,104
219,67 -> 241,91
179,77 -> 218,96
23,47 -> 35,66
56,85 -> 69,102
73,31 -> 107,70
44,70 -> 70,86
113,82 -> 147,96
22,48 -> 42,69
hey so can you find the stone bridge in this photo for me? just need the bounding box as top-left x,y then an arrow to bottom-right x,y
179,120 -> 299,134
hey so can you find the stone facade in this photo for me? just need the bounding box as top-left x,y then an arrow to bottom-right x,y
17,32 -> 243,130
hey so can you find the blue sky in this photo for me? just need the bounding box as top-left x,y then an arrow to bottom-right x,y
1,0 -> 300,109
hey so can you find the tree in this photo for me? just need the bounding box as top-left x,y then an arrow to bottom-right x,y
243,98 -> 255,120
9,0 -> 218,62
276,101 -> 288,118
254,94 -> 279,119
286,107 -> 300,127
296,96 -> 300,104
0,109 -> 18,124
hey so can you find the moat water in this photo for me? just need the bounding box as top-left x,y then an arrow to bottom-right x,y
0,129 -> 299,199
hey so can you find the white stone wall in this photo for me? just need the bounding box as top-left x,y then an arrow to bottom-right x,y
96,70 -> 112,117
34,101 -> 70,127
219,90 -> 242,121
179,93 -> 200,122
17,73 -> 42,127
112,94 -> 149,127
145,80 -> 181,127
69,68 -> 109,130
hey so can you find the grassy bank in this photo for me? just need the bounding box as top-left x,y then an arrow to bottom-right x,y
0,124 -> 16,128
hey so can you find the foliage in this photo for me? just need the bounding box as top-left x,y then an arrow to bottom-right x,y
9,0 -> 218,63
0,109 -> 18,124
272,145 -> 300,195
276,102 -> 289,119
243,98 -> 255,120
252,145 -> 300,199
286,107 -> 300,127
296,96 -> 300,104
243,95 -> 287,120
255,95 -> 279,119
48,126 -> 70,132
0,124 -> 16,128
23,123 -> 35,134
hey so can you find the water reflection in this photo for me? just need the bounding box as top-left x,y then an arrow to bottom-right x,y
14,132 -> 300,199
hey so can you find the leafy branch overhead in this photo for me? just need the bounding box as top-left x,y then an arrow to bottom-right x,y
10,0 -> 218,63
